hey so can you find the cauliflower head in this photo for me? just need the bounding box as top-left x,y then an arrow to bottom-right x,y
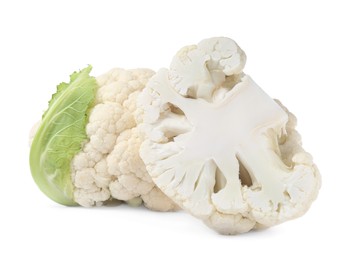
30,66 -> 176,211
139,37 -> 321,234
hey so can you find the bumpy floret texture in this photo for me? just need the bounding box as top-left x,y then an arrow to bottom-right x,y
72,68 -> 176,211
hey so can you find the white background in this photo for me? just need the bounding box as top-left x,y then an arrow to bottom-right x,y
0,0 -> 351,259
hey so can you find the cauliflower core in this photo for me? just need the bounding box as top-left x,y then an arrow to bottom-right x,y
139,37 -> 321,234
72,68 -> 176,211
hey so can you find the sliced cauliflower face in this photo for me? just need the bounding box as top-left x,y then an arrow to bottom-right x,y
139,37 -> 321,234
71,68 -> 176,211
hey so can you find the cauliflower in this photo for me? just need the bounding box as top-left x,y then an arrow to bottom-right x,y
29,66 -> 176,211
139,37 -> 321,234
29,38 -> 320,235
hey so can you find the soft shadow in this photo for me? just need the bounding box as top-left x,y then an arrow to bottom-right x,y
221,226 -> 283,239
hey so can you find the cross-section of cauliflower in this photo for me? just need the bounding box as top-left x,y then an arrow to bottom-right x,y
139,37 -> 321,234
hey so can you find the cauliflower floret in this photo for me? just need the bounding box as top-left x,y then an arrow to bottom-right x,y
72,68 -> 177,211
107,128 -> 176,211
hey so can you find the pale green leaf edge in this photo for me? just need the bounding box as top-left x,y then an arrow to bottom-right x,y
30,66 -> 97,205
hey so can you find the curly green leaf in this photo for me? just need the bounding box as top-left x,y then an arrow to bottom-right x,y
30,66 -> 97,205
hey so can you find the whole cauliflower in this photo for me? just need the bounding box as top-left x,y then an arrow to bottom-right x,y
30,66 -> 176,211
138,37 -> 321,234
29,37 -> 321,235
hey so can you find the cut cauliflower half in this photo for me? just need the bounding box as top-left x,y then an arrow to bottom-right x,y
30,66 -> 176,211
139,37 -> 321,234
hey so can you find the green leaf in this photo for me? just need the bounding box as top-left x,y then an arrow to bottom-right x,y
30,66 -> 97,205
